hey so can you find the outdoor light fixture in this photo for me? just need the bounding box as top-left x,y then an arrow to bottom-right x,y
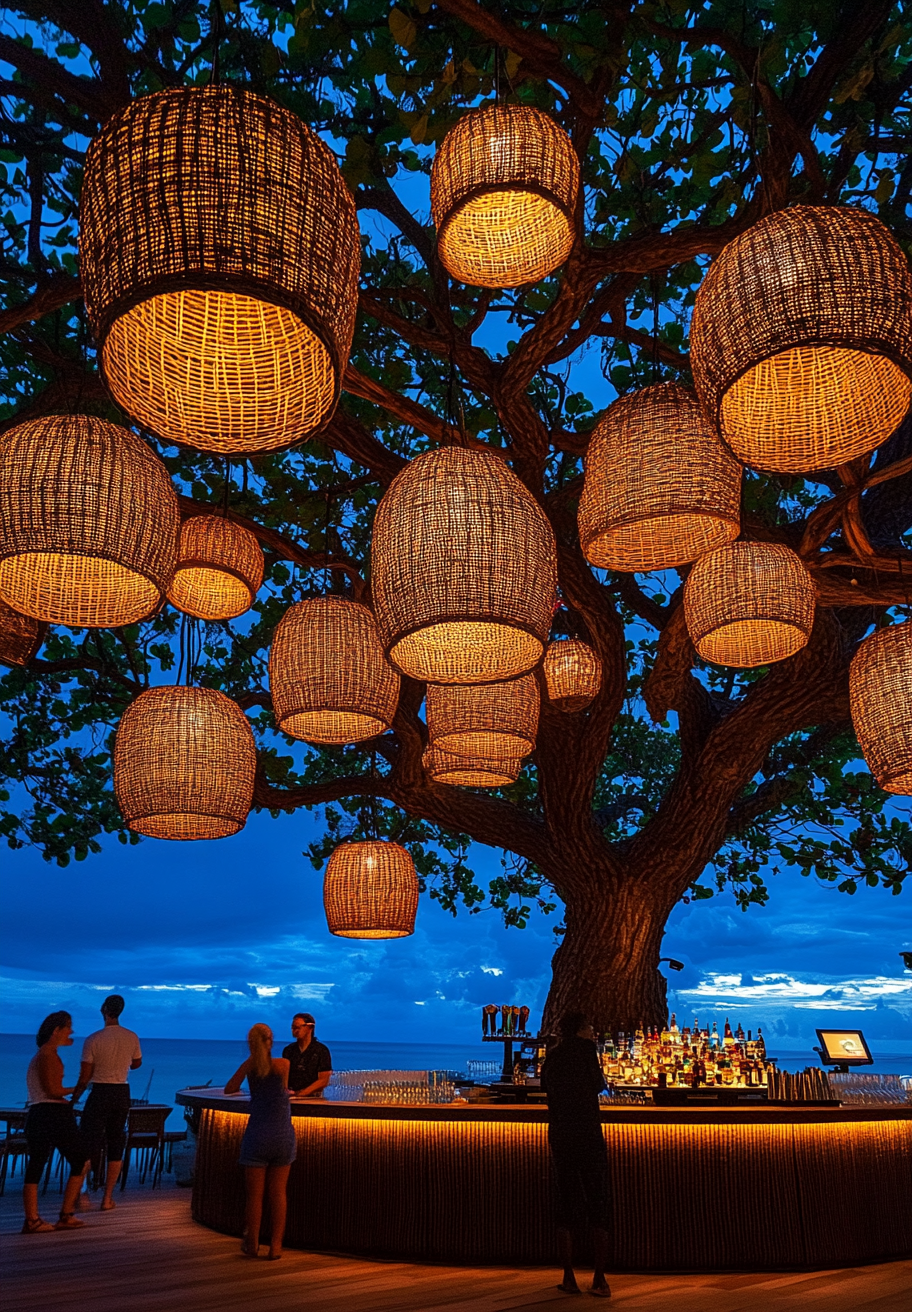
849,620 -> 912,793
422,745 -> 522,788
0,600 -> 46,668
659,958 -> 685,972
323,840 -> 419,939
426,673 -> 539,759
542,638 -> 602,712
167,515 -> 265,621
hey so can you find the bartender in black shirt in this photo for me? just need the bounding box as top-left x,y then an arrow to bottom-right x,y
281,1013 -> 332,1096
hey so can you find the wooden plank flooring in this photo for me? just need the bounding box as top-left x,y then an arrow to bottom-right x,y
1,1186 -> 910,1312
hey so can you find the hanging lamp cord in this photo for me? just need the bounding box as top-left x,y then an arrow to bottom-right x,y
209,0 -> 223,86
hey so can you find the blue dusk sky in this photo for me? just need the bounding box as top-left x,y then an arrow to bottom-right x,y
2,803 -> 911,1054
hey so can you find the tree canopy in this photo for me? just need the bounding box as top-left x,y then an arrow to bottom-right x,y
2,0 -> 912,1025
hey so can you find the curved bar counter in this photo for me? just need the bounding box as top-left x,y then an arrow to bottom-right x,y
177,1090 -> 912,1271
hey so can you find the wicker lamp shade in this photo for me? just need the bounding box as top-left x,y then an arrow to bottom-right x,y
323,840 -> 419,939
426,673 -> 538,760
0,601 -> 46,667
542,639 -> 602,712
431,104 -> 579,288
690,206 -> 912,473
269,596 -> 399,744
80,86 -> 360,455
849,622 -> 912,794
372,447 -> 557,684
578,383 -> 741,571
167,516 -> 264,621
423,744 -> 522,788
114,685 -> 256,840
684,542 -> 816,668
0,415 -> 178,628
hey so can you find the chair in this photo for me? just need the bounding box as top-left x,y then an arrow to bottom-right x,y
163,1129 -> 187,1174
121,1107 -> 169,1190
0,1111 -> 28,1195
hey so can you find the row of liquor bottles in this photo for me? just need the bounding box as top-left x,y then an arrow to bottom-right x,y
481,1004 -> 532,1036
598,1015 -> 771,1089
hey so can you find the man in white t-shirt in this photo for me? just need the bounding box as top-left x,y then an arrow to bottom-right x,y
71,995 -> 142,1209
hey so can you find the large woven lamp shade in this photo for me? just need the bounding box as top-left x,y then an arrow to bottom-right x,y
543,639 -> 602,712
423,745 -> 522,788
578,383 -> 741,571
849,622 -> 912,794
114,686 -> 256,840
167,515 -> 264,621
0,416 -> 178,627
323,840 -> 419,939
0,601 -> 46,668
426,673 -> 538,759
372,448 -> 557,684
431,103 -> 579,288
690,206 -> 912,472
80,86 -> 360,454
684,542 -> 816,668
269,596 -> 399,744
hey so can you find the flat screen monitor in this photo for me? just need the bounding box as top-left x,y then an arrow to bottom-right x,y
815,1029 -> 873,1067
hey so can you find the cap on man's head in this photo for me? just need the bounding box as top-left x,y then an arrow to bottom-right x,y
293,1012 -> 315,1025
102,994 -> 125,1018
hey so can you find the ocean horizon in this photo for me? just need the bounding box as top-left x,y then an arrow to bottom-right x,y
1,1031 -> 909,1121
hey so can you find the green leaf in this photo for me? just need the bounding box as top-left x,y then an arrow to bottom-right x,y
389,7 -> 417,52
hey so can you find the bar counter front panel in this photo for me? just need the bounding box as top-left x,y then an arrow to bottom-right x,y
177,1091 -> 912,1271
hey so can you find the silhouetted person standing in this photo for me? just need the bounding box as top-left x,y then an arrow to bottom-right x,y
72,995 -> 142,1209
540,1011 -> 611,1298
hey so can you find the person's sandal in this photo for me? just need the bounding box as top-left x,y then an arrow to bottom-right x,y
55,1212 -> 86,1230
21,1217 -> 55,1234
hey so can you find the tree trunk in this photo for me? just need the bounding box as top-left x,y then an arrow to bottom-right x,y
542,875 -> 671,1035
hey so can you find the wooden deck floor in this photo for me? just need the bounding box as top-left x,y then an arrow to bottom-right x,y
1,1186 -> 910,1312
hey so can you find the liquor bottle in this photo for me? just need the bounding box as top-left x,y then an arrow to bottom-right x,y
710,1020 -> 720,1049
723,1018 -> 735,1049
756,1027 -> 766,1059
670,1013 -> 680,1043
736,1022 -> 745,1044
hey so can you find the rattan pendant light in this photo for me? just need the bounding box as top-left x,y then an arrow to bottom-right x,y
167,515 -> 264,621
426,673 -> 539,759
578,383 -> 741,571
0,601 -> 46,668
431,103 -> 579,288
323,840 -> 419,939
849,621 -> 912,794
0,415 -> 178,627
114,685 -> 256,840
684,542 -> 816,668
690,206 -> 912,472
542,639 -> 602,712
423,744 -> 522,788
80,86 -> 360,454
269,596 -> 399,744
372,447 -> 557,684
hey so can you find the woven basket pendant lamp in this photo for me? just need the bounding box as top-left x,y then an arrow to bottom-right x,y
323,840 -> 419,939
431,103 -> 579,288
578,383 -> 741,571
850,622 -> 912,793
0,601 -> 46,668
372,447 -> 557,684
426,673 -> 538,759
269,596 -> 400,744
0,415 -> 178,628
542,639 -> 602,712
114,686 -> 256,840
80,86 -> 360,454
423,744 -> 522,788
690,206 -> 912,472
167,515 -> 264,621
684,542 -> 816,668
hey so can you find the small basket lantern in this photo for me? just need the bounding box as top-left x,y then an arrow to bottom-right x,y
684,542 -> 816,668
431,103 -> 579,288
80,86 -> 360,454
323,840 -> 419,939
0,415 -> 178,628
578,383 -> 741,571
371,447 -> 557,685
690,206 -> 912,472
542,638 -> 602,712
167,515 -> 264,621
269,596 -> 400,744
0,601 -> 46,668
850,621 -> 912,794
426,673 -> 539,760
423,745 -> 522,788
114,686 -> 256,840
